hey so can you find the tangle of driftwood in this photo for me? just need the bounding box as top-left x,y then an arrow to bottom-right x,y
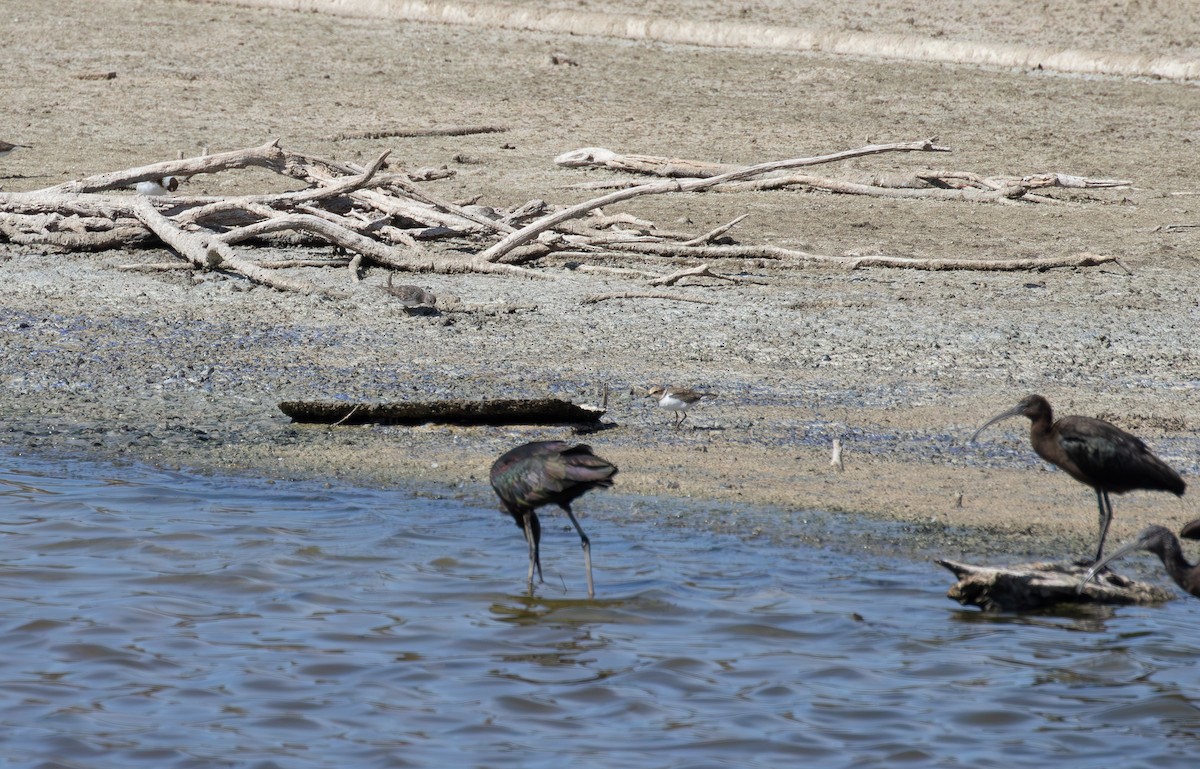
0,139 -> 546,293
482,138 -> 952,263
0,137 -> 1135,296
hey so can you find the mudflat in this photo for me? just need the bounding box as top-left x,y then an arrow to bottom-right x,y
2,0 -> 1198,560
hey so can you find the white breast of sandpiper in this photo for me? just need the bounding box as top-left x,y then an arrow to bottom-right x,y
658,393 -> 691,411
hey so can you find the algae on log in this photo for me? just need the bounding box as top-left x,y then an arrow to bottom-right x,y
278,398 -> 606,426
937,559 -> 1175,612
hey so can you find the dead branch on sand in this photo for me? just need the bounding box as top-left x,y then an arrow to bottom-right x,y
582,291 -> 718,305
556,146 -> 1131,204
602,242 -> 1124,272
648,263 -> 769,286
326,124 -> 509,141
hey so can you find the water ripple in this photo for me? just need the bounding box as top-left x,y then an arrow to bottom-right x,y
0,453 -> 1197,768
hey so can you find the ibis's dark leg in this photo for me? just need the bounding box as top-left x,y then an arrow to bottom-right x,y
1094,489 -> 1115,564
522,512 -> 543,593
676,411 -> 687,429
561,504 -> 595,599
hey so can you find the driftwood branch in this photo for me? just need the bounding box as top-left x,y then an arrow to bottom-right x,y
129,198 -> 317,294
278,397 -> 603,426
326,124 -> 509,141
648,263 -> 767,286
557,146 -> 1130,204
574,264 -> 661,278
602,242 -> 1123,272
722,174 -> 1038,202
41,139 -> 287,194
682,214 -> 750,246
938,559 -> 1174,612
582,291 -> 719,305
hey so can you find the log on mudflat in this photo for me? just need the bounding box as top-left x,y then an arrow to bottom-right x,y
278,398 -> 606,426
936,559 -> 1175,612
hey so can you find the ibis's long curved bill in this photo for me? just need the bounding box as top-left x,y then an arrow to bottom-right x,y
970,405 -> 1027,443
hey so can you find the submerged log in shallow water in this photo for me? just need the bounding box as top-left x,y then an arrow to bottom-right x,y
936,559 -> 1175,612
279,398 -> 606,427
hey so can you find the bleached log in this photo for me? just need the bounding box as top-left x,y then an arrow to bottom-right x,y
0,193 -> 139,219
129,198 -> 316,294
937,559 -> 1174,612
602,242 -> 1124,272
721,175 -> 1037,202
40,139 -> 287,194
0,222 -> 151,250
554,147 -> 737,177
116,261 -> 195,272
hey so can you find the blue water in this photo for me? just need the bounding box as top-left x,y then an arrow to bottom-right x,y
0,452 -> 1197,768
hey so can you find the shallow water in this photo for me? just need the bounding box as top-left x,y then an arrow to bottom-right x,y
0,453 -> 1197,768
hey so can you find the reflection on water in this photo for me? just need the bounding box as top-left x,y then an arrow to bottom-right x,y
0,453 -> 1197,768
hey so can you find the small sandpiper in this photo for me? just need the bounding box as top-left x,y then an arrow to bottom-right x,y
0,140 -> 31,159
383,273 -> 438,314
134,176 -> 179,196
646,386 -> 716,428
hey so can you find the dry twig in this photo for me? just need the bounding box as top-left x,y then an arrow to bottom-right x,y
326,125 -> 509,141
582,291 -> 718,305
648,263 -> 767,286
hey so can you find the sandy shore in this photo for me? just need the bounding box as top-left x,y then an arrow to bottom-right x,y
2,0 -> 1199,561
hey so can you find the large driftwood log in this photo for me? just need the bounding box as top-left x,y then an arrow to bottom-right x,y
937,559 -> 1175,612
579,242 -> 1123,272
43,140 -> 288,195
129,198 -> 317,294
278,398 -> 606,426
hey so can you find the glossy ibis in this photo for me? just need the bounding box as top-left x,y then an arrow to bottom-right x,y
646,386 -> 716,428
971,394 -> 1185,562
1082,519 -> 1200,598
489,440 -> 618,598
